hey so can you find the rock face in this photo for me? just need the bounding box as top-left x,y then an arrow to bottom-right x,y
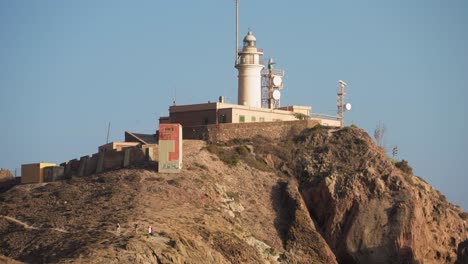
273,180 -> 337,263
292,127 -> 467,263
0,127 -> 466,263
0,169 -> 17,193
0,169 -> 13,182
456,240 -> 468,264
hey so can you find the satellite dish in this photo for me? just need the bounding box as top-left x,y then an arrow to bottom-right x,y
272,90 -> 281,100
272,76 -> 282,87
345,103 -> 352,111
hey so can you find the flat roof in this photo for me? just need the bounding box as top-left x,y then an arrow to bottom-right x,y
169,102 -> 310,114
125,131 -> 158,144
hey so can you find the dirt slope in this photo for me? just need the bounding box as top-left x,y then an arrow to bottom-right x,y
0,127 -> 466,264
0,140 -> 335,263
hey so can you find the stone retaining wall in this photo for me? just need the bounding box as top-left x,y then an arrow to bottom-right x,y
183,120 -> 320,142
25,120 -> 318,182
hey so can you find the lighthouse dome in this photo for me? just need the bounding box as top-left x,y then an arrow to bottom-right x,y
243,31 -> 257,47
243,31 -> 256,42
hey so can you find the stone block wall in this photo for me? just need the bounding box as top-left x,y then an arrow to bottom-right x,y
102,150 -> 124,171
85,154 -> 99,176
183,120 -> 320,142
38,121 -> 316,181
44,166 -> 65,182
60,144 -> 158,178
129,146 -> 147,165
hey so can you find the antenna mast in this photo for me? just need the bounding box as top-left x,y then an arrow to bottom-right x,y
106,122 -> 111,144
337,80 -> 351,128
235,0 -> 239,65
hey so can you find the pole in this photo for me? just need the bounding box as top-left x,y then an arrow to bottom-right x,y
235,0 -> 239,65
106,122 -> 111,144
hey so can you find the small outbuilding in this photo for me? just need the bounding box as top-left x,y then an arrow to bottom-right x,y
21,163 -> 56,184
98,142 -> 140,153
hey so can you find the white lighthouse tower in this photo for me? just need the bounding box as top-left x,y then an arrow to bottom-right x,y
236,31 -> 264,108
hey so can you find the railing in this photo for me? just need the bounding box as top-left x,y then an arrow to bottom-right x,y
238,48 -> 264,53
262,69 -> 284,76
237,56 -> 265,65
310,113 -> 339,120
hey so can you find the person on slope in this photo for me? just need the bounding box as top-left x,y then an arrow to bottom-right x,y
148,225 -> 153,237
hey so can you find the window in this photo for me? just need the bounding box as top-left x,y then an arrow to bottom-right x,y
239,116 -> 245,123
219,115 -> 227,123
202,117 -> 209,125
251,116 -> 256,122
259,117 -> 265,122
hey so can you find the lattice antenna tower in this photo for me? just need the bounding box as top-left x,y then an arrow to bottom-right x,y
336,80 -> 352,128
261,58 -> 284,108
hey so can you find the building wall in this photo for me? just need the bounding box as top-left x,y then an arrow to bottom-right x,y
168,102 -> 318,126
218,108 -> 233,123
170,109 -> 218,127
21,163 -> 56,184
230,108 -> 297,123
98,142 -> 140,153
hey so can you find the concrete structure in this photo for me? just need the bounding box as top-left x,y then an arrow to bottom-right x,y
21,163 -> 56,184
236,31 -> 264,108
98,142 -> 140,153
158,124 -> 182,173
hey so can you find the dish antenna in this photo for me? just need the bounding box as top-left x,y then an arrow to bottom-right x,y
272,90 -> 281,100
345,103 -> 352,111
272,76 -> 283,87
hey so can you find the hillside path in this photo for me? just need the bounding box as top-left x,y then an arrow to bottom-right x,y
0,215 -> 69,233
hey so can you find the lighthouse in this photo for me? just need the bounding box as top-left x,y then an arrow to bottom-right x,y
160,2 -> 341,129
236,31 -> 264,108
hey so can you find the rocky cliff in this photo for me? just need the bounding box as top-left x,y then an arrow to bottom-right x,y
292,127 -> 467,263
0,127 -> 466,263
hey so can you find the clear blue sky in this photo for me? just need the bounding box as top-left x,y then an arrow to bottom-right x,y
1,1 -> 467,209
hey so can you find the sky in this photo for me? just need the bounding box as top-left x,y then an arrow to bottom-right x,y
0,1 -> 467,209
